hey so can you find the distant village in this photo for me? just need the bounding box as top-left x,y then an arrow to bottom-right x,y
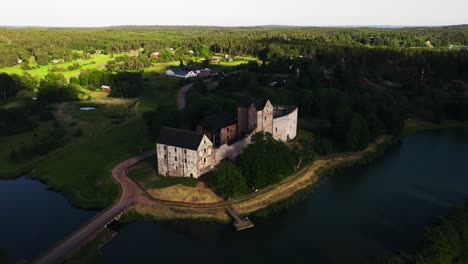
156,97 -> 298,179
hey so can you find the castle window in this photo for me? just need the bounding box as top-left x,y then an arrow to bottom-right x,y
184,149 -> 187,154
264,116 -> 267,120
164,154 -> 167,159
175,157 -> 177,161
275,127 -> 278,132
174,147 -> 177,152
164,146 -> 167,150
176,166 -> 178,170
204,158 -> 206,163
185,158 -> 187,163
204,148 -> 207,153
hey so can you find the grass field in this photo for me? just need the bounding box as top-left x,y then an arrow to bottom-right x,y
32,117 -> 152,209
0,95 -> 136,178
139,76 -> 180,112
3,76 -> 181,209
0,54 -> 112,79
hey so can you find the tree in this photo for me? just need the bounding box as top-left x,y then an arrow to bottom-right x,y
345,113 -> 370,151
214,161 -> 249,198
238,132 -> 298,188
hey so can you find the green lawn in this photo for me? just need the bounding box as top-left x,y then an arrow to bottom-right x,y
139,77 -> 180,112
0,54 -> 112,79
144,61 -> 180,73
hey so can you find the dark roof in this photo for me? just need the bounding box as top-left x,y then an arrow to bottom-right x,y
169,68 -> 190,76
273,105 -> 298,118
237,97 -> 269,110
253,97 -> 268,110
237,96 -> 252,107
157,127 -> 205,150
203,113 -> 236,130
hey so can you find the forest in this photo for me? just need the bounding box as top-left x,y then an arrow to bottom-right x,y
0,26 -> 468,67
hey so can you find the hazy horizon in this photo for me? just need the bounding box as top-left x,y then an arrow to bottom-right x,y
1,0 -> 467,28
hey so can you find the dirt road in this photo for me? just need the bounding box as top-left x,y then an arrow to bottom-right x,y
33,151 -> 154,264
177,83 -> 193,110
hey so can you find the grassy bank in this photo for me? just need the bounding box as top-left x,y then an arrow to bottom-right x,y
252,136 -> 399,218
63,229 -> 115,264
403,120 -> 468,136
32,117 -> 152,209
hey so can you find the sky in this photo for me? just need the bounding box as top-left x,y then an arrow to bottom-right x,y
1,0 -> 467,27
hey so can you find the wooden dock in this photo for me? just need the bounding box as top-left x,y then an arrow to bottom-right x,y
226,207 -> 254,231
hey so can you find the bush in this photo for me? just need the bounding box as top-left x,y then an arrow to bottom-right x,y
212,161 -> 249,198
8,150 -> 20,163
39,111 -> 55,121
72,128 -> 83,137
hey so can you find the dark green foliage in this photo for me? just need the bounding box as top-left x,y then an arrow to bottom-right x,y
211,161 -> 249,198
345,113 -> 370,151
0,107 -> 37,136
143,105 -> 180,139
39,111 -> 55,121
8,150 -> 20,163
0,72 -> 36,101
314,137 -> 335,156
109,71 -> 143,98
37,73 -> 79,103
238,132 -> 298,188
374,202 -> 468,264
0,247 -> 5,264
72,128 -> 84,137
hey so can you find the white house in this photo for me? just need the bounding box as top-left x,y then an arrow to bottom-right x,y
166,68 -> 198,78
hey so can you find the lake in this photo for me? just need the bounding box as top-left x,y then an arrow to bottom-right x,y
0,178 -> 97,264
1,128 -> 467,264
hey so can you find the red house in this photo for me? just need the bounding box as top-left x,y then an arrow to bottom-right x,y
101,85 -> 111,92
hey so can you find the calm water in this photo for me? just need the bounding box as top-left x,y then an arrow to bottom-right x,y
99,128 -> 468,264
0,177 -> 97,264
1,128 -> 467,264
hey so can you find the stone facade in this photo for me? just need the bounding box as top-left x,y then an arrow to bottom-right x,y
156,98 -> 298,178
156,131 -> 215,178
272,106 -> 298,142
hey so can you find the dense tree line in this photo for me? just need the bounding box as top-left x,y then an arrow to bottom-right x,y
374,201 -> 468,264
0,26 -> 467,67
205,132 -> 299,198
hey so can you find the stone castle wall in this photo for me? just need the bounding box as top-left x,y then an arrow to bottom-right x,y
272,107 -> 298,142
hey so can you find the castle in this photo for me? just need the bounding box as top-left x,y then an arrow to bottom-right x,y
156,98 -> 298,178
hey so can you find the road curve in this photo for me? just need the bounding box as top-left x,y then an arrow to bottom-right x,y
177,83 -> 193,110
33,150 -> 154,264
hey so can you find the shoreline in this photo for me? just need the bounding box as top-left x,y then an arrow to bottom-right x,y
128,135 -> 398,222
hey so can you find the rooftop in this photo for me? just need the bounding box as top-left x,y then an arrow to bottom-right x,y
157,127 -> 205,150
203,112 -> 236,130
237,97 -> 269,110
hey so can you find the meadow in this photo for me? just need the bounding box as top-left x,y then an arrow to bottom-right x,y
0,53 -> 113,79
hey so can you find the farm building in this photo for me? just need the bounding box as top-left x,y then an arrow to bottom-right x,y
101,85 -> 111,92
150,52 -> 160,58
166,68 -> 197,78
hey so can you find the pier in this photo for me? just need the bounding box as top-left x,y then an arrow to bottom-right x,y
226,207 -> 254,231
